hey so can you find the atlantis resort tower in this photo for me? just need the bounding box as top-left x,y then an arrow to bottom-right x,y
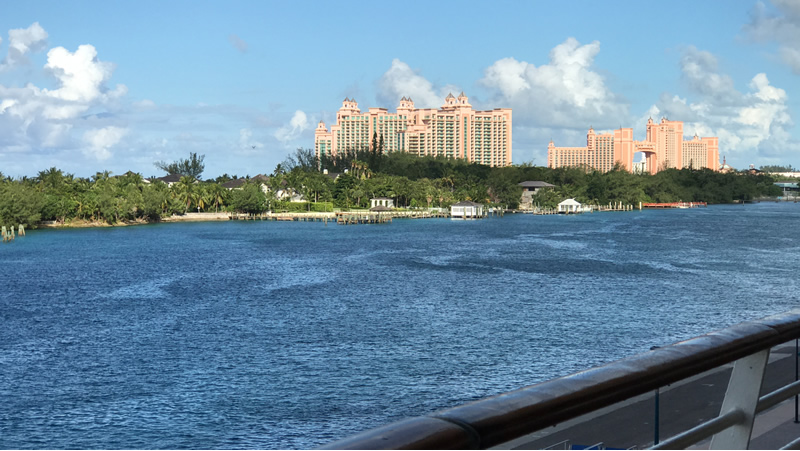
314,93 -> 512,167
547,118 -> 719,174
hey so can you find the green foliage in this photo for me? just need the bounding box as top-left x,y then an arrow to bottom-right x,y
154,152 -> 206,179
0,182 -> 44,228
1,155 -> 787,230
228,182 -> 267,214
282,148 -> 319,172
760,165 -> 795,172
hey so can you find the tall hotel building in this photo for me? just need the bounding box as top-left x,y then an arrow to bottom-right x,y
547,118 -> 719,174
314,93 -> 512,167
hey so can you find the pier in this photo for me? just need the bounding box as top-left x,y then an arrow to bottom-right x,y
642,201 -> 707,209
523,203 -> 637,215
225,210 -> 451,225
2,224 -> 23,243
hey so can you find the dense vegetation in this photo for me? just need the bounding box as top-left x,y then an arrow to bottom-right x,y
759,164 -> 796,172
0,149 -> 783,229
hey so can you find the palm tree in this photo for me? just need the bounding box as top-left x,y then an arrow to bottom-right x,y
208,183 -> 226,212
175,176 -> 195,213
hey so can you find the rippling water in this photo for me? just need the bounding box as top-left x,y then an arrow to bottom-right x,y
2,203 -> 800,449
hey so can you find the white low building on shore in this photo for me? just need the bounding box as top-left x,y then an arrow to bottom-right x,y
558,198 -> 582,213
451,201 -> 484,218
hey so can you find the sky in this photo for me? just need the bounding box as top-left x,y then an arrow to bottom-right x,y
1,0 -> 799,179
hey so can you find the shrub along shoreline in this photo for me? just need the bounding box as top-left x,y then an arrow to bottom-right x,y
0,149 -> 782,231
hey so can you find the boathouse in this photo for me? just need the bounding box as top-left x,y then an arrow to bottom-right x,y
519,181 -> 555,194
558,198 -> 582,213
370,197 -> 394,209
451,201 -> 484,218
519,181 -> 556,209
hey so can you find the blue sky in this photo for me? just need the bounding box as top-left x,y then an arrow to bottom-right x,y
1,0 -> 799,178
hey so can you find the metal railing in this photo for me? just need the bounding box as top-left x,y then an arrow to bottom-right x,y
320,309 -> 800,450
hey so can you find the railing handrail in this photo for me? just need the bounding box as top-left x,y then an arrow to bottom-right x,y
319,309 -> 800,450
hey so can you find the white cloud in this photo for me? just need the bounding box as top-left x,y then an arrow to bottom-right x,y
43,44 -> 125,103
1,22 -> 48,69
83,126 -> 127,160
646,47 -> 797,162
745,0 -> 800,74
134,99 -> 156,108
0,98 -> 17,114
274,110 -> 309,144
0,23 -> 129,163
480,38 -> 628,129
376,59 -> 454,109
679,46 -> 737,101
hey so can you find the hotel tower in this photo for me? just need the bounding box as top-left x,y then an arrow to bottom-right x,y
314,93 -> 512,167
547,117 -> 719,174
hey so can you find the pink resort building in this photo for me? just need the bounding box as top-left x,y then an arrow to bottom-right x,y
547,118 -> 719,174
314,93 -> 512,167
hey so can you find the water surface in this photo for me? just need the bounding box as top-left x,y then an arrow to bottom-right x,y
2,203 -> 799,448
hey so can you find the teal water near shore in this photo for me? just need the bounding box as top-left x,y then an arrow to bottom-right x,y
2,203 -> 799,449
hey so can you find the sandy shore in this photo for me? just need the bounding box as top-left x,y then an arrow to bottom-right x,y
37,212 -> 232,228
34,210 -> 450,229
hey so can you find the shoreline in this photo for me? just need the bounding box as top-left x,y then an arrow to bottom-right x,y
34,211 -> 423,229
30,202 -> 790,230
38,212 -> 236,229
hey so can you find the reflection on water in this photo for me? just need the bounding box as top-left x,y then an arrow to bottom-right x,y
2,203 -> 800,449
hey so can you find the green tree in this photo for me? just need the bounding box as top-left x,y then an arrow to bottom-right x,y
207,183 -> 227,212
0,182 -> 44,228
174,176 -> 196,213
154,152 -> 206,179
229,182 -> 267,214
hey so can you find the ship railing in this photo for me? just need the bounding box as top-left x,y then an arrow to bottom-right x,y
320,309 -> 800,450
542,439 -> 571,450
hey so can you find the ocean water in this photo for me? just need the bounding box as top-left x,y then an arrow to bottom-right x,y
2,203 -> 799,449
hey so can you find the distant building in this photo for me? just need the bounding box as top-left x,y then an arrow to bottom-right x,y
719,156 -> 735,174
558,198 -> 582,213
315,93 -> 512,167
518,181 -> 555,194
768,171 -> 800,178
746,164 -> 762,175
518,181 -> 555,210
451,201 -> 484,218
547,118 -> 719,174
152,174 -> 187,187
370,197 -> 394,209
322,168 -> 341,182
222,175 -> 271,194
632,159 -> 647,174
775,182 -> 799,198
222,179 -> 246,189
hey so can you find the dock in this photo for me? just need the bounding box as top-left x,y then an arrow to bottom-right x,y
226,210 -> 450,225
522,202 -> 637,215
642,202 -> 707,209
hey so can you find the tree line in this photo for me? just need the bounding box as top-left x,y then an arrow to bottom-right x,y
0,149 -> 782,229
